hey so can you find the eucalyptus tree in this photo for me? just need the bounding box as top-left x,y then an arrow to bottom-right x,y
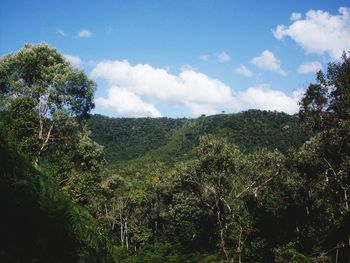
0,43 -> 95,162
298,52 -> 350,261
0,43 -> 107,211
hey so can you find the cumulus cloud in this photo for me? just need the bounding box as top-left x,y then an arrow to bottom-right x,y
199,54 -> 209,61
234,64 -> 253,77
96,88 -> 161,117
251,50 -> 287,76
216,52 -> 231,63
273,7 -> 350,58
91,60 -> 236,116
237,86 -> 303,114
78,29 -> 92,38
297,61 -> 323,74
91,60 -> 301,117
290,12 -> 302,21
64,54 -> 83,67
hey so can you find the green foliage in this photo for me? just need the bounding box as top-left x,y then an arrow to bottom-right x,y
60,129 -> 105,205
297,52 -> 350,261
89,110 -> 309,166
0,43 -> 96,160
126,243 -> 181,263
0,123 -> 116,262
274,243 -> 312,263
4,96 -> 40,155
0,43 -> 95,118
88,114 -> 187,163
0,43 -> 115,262
2,43 -> 350,262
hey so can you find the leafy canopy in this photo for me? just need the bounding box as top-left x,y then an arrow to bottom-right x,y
0,43 -> 96,159
0,43 -> 95,117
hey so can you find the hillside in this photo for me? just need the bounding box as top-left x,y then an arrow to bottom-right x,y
88,110 -> 309,165
2,43 -> 349,262
0,123 -> 116,262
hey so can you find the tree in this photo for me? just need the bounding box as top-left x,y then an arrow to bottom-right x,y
183,135 -> 282,262
0,43 -> 95,161
60,129 -> 105,205
0,43 -> 107,210
0,44 -> 116,261
298,52 -> 350,261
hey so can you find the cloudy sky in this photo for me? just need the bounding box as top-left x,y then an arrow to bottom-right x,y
1,0 -> 349,117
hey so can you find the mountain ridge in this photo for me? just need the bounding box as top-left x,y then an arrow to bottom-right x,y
88,109 -> 309,166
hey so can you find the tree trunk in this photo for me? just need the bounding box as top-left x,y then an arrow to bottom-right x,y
343,188 -> 349,212
35,123 -> 54,165
120,213 -> 124,248
216,203 -> 229,261
125,216 -> 129,250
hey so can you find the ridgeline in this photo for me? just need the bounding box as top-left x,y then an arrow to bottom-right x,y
89,109 -> 309,166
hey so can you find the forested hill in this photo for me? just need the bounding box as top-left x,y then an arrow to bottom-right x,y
2,43 -> 350,263
88,109 -> 309,165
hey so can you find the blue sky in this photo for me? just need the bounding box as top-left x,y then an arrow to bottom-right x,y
1,0 -> 349,117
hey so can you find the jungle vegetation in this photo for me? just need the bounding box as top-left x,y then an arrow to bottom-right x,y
0,43 -> 349,262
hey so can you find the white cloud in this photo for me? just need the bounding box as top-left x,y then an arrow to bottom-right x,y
216,52 -> 231,63
290,12 -> 302,21
234,64 -> 253,77
91,60 -> 302,117
57,29 -> 67,36
273,7 -> 350,58
251,50 -> 287,76
64,54 -> 83,67
64,54 -> 98,69
78,29 -> 92,38
199,54 -> 209,61
237,86 -> 303,114
297,61 -> 323,74
91,60 -> 236,116
96,87 -> 161,117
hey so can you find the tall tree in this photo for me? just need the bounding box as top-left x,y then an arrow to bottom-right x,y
0,43 -> 95,161
299,52 -> 350,261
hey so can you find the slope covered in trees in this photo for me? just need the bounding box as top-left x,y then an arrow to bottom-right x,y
89,110 -> 309,166
0,124 -> 116,262
1,43 -> 349,262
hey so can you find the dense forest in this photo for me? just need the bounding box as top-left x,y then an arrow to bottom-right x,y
88,110 -> 308,166
1,43 -> 349,262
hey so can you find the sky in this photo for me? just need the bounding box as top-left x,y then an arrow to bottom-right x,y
1,0 -> 349,118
